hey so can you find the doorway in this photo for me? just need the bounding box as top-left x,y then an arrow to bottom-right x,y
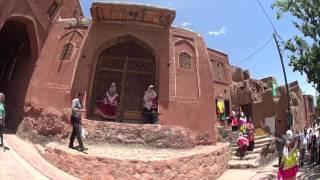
92,40 -> 156,123
0,19 -> 37,131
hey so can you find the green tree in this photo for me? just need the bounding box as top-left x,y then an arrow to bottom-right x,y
272,0 -> 320,92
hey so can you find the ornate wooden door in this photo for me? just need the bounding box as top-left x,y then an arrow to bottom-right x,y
93,41 -> 155,123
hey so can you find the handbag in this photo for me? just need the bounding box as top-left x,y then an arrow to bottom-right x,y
80,125 -> 86,139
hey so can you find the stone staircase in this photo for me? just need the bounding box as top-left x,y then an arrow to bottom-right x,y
228,133 -> 277,169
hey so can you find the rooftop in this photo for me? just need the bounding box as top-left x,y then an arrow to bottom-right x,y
90,1 -> 176,27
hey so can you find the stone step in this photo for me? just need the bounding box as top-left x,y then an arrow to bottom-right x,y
231,147 -> 263,155
230,154 -> 260,160
228,160 -> 259,169
231,141 -> 270,149
231,137 -> 274,147
255,137 -> 274,144
255,134 -> 269,140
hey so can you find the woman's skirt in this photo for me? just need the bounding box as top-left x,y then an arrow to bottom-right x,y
278,165 -> 298,179
96,102 -> 117,119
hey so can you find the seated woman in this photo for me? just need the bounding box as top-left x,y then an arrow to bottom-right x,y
96,82 -> 118,120
143,85 -> 158,124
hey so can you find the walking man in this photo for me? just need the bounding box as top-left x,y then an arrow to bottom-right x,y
69,93 -> 88,152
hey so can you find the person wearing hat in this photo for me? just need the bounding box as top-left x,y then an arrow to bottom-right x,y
143,85 -> 158,124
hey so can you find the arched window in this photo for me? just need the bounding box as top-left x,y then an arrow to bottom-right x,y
60,43 -> 73,60
179,52 -> 192,70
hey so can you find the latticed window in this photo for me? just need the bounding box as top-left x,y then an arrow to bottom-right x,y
214,62 -> 225,81
60,43 -> 73,60
217,62 -> 225,80
179,52 -> 192,70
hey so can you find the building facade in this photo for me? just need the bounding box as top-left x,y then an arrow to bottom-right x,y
230,67 -> 315,135
0,1 -> 233,143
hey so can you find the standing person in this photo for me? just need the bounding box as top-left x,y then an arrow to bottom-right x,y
143,85 -> 158,124
278,130 -> 299,180
0,93 -> 6,149
69,93 -> 88,152
96,82 -> 118,120
229,111 -> 238,131
275,131 -> 286,167
310,131 -> 317,166
298,129 -> 307,167
247,118 -> 255,151
216,95 -> 225,126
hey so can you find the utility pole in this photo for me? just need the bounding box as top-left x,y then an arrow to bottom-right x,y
273,33 -> 292,130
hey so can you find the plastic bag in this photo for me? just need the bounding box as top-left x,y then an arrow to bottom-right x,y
80,125 -> 86,139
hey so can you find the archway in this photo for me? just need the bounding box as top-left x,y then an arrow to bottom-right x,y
91,37 -> 156,124
0,18 -> 38,132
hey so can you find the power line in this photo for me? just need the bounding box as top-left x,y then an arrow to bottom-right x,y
236,36 -> 273,66
255,0 -> 283,40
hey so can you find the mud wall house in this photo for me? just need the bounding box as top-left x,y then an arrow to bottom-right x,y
303,95 -> 315,127
230,66 -> 313,135
0,1 -> 234,143
0,0 -> 83,132
208,49 -> 232,118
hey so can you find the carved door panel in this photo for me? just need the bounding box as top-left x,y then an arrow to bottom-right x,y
122,58 -> 155,122
93,41 -> 155,123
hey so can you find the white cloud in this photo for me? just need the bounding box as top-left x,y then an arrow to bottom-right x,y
208,26 -> 227,36
181,22 -> 191,27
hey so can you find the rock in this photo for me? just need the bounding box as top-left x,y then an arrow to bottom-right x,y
42,143 -> 230,179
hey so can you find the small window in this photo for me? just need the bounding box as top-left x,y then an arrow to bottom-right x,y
47,1 -> 58,19
214,62 -> 225,81
60,43 -> 74,60
179,52 -> 192,70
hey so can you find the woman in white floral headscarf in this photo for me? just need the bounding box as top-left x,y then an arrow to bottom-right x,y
96,82 -> 118,120
143,85 -> 158,124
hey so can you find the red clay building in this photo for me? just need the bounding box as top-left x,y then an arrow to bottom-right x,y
231,67 -> 315,135
0,1 -> 234,144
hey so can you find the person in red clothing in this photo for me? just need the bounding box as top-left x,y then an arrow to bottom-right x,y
247,118 -> 255,151
237,133 -> 249,159
229,111 -> 238,131
96,82 -> 118,120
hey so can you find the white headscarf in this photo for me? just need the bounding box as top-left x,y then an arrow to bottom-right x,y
107,82 -> 117,96
144,85 -> 157,110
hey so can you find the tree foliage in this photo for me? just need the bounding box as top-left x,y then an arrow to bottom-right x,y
272,0 -> 320,92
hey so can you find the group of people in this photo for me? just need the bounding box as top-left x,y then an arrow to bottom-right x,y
275,128 -> 320,179
68,83 -> 159,152
216,96 -> 256,159
96,82 -> 158,124
296,128 -> 320,167
275,130 -> 299,180
230,109 -> 255,158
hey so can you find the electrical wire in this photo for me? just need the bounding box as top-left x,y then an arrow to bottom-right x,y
236,36 -> 274,66
255,0 -> 283,41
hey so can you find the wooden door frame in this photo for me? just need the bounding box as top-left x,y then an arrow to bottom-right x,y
88,35 -> 159,123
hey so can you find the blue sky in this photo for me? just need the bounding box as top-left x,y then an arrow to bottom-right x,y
80,0 -> 317,97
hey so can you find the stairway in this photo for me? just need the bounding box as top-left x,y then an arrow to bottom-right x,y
228,133 -> 276,169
